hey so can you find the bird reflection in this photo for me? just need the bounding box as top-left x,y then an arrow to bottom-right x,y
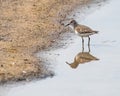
66,45 -> 99,69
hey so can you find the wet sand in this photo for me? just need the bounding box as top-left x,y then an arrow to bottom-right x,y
0,0 -> 105,83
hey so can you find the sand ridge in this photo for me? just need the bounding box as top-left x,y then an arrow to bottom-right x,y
0,0 -> 94,83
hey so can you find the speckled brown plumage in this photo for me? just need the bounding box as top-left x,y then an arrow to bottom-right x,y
75,24 -> 98,37
66,19 -> 98,48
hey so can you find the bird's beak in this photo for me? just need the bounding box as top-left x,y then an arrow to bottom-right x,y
66,61 -> 70,65
65,23 -> 70,27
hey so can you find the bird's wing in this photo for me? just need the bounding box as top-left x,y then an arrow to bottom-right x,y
75,25 -> 93,33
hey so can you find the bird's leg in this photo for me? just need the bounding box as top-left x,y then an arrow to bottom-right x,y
88,43 -> 90,52
82,37 -> 84,52
88,36 -> 90,52
88,36 -> 90,46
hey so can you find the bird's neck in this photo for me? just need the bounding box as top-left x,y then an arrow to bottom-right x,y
73,22 -> 78,29
69,61 -> 79,69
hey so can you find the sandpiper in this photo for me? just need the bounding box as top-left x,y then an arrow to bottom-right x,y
66,51 -> 99,69
65,20 -> 98,47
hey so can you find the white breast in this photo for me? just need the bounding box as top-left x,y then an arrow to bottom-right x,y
75,30 -> 79,34
75,30 -> 82,36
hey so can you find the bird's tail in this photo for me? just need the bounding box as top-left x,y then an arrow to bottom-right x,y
93,31 -> 98,34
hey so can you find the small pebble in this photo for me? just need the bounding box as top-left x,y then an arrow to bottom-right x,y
22,71 -> 27,74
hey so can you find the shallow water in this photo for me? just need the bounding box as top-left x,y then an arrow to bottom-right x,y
1,0 -> 120,96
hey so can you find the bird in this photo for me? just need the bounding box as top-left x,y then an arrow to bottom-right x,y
66,51 -> 99,69
65,19 -> 98,48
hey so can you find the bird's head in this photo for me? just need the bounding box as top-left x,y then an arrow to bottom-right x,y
65,19 -> 77,27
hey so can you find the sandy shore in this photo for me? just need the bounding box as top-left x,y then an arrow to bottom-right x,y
0,0 -> 102,83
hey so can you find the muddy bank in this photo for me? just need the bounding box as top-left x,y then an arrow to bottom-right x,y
0,0 -> 104,83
